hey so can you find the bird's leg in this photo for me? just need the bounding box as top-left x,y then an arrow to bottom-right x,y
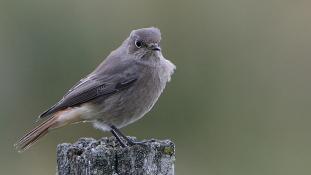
110,127 -> 126,147
110,125 -> 134,145
110,125 -> 154,146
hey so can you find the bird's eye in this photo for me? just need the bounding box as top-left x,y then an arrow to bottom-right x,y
135,40 -> 143,48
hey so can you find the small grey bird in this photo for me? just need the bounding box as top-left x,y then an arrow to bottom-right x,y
15,27 -> 175,152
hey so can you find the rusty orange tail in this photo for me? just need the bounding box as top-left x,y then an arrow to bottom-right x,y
14,115 -> 58,152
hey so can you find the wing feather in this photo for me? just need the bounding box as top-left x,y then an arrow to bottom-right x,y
39,59 -> 140,119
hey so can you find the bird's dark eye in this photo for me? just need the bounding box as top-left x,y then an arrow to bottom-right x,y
135,40 -> 143,48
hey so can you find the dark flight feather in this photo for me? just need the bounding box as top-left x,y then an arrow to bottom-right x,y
38,59 -> 140,119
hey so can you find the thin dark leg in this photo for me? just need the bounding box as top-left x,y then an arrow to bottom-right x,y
110,125 -> 154,146
110,128 -> 126,147
110,125 -> 134,144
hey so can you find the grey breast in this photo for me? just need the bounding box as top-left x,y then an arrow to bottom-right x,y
92,60 -> 165,128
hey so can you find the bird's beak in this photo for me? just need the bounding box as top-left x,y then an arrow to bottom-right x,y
148,43 -> 161,51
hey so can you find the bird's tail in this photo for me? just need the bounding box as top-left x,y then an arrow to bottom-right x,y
14,115 -> 59,152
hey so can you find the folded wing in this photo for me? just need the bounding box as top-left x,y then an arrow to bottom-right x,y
39,64 -> 139,119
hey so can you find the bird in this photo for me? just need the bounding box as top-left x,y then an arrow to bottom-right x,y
14,27 -> 176,152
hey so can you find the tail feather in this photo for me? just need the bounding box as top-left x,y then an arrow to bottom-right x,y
14,115 -> 58,152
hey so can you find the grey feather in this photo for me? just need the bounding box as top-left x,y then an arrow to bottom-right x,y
17,27 -> 176,152
38,27 -> 176,131
39,59 -> 140,119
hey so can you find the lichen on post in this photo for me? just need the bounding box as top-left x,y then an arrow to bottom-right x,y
57,137 -> 175,175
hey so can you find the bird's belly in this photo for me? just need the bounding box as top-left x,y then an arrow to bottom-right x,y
91,58 -> 175,131
93,76 -> 165,129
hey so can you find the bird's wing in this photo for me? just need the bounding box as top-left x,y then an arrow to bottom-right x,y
38,63 -> 139,119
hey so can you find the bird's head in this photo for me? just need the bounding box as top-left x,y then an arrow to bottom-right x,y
127,27 -> 162,59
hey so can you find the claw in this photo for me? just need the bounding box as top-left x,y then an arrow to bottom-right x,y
110,125 -> 154,147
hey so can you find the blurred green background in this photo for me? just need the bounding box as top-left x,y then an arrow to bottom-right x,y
1,0 -> 311,174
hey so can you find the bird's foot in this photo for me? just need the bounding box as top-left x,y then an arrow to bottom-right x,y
126,138 -> 156,146
110,125 -> 156,147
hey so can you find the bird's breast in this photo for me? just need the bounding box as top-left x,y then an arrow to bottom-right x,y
93,58 -> 175,128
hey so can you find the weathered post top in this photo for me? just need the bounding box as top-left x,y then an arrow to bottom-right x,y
57,137 -> 175,175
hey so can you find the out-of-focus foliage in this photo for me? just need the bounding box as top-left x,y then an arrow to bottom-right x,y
1,1 -> 311,174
